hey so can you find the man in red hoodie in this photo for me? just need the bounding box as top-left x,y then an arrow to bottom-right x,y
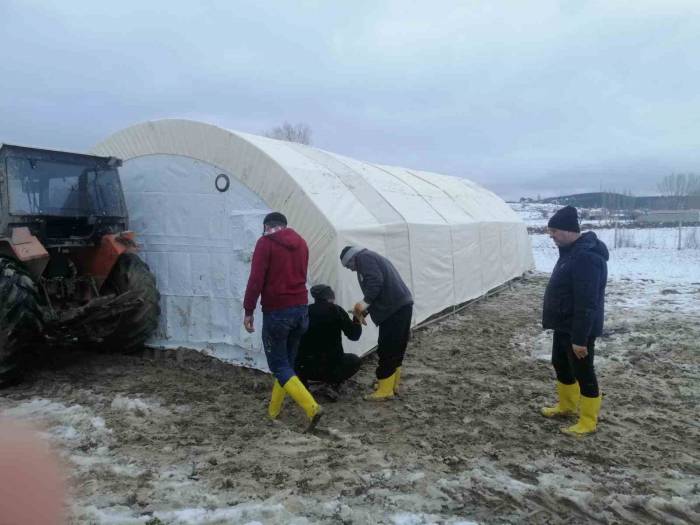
243,212 -> 322,431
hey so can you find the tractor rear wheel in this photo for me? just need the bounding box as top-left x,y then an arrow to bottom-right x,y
0,257 -> 42,388
101,253 -> 160,352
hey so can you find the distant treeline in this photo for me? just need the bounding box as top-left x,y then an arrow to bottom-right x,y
531,192 -> 700,210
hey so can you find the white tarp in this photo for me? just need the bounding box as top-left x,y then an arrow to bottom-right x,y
92,119 -> 534,368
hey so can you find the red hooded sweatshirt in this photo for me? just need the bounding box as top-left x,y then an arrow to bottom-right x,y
243,227 -> 309,315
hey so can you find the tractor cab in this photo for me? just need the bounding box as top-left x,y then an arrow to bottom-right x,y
0,144 -> 128,247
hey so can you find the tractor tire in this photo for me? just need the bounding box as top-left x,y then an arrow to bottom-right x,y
101,253 -> 160,352
0,257 -> 43,388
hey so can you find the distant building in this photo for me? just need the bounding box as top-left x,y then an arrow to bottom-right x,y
636,210 -> 700,224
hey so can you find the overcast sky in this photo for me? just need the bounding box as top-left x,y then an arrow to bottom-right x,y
2,0 -> 699,200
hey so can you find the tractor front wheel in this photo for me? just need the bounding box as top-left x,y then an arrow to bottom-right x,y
0,257 -> 43,388
101,253 -> 160,352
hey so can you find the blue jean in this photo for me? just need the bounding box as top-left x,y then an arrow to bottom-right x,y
262,305 -> 309,385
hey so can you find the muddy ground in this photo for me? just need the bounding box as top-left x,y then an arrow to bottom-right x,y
1,273 -> 699,524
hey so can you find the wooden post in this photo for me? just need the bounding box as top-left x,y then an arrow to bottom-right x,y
678,220 -> 683,250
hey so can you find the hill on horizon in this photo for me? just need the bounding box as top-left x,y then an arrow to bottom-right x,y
525,192 -> 700,210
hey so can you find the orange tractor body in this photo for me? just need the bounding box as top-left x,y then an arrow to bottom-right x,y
0,144 -> 160,386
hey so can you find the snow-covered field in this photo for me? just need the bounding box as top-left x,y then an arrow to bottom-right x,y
513,201 -> 699,281
509,201 -> 562,227
509,201 -> 623,228
531,227 -> 699,283
0,203 -> 698,524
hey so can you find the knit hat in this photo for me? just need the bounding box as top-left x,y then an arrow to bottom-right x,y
310,284 -> 335,302
547,206 -> 580,233
340,246 -> 362,267
263,212 -> 287,227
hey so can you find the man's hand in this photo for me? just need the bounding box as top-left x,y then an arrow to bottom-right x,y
572,343 -> 588,359
244,315 -> 255,333
353,302 -> 368,326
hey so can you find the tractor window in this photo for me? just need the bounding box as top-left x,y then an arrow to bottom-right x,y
6,156 -> 125,217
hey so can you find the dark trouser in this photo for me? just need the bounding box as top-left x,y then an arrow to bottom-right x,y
376,304 -> 413,380
262,305 -> 309,386
552,330 -> 599,398
298,354 -> 362,387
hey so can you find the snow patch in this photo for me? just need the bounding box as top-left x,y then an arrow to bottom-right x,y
73,502 -> 312,525
111,395 -> 169,416
3,399 -> 112,444
390,512 -> 477,524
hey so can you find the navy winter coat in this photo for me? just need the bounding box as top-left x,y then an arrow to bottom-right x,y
354,249 -> 413,326
542,231 -> 609,345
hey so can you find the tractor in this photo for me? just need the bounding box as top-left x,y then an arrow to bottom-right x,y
0,144 -> 160,387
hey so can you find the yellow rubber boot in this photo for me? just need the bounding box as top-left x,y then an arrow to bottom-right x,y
365,372 -> 396,401
541,382 -> 580,418
268,380 -> 286,419
562,395 -> 602,436
282,376 -> 323,432
393,367 -> 402,395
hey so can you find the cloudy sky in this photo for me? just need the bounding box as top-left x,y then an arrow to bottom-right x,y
1,0 -> 699,200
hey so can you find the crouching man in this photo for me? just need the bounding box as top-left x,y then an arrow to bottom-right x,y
295,284 -> 363,399
340,246 -> 413,401
243,212 -> 322,432
541,206 -> 608,436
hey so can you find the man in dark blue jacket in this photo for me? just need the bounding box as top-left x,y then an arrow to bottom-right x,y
340,246 -> 413,401
541,206 -> 608,436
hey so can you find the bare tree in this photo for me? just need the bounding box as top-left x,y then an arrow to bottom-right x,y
263,122 -> 312,145
657,173 -> 700,209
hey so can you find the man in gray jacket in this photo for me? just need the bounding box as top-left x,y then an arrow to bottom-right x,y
340,246 -> 413,401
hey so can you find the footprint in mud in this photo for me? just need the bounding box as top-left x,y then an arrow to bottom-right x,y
310,427 -> 366,448
268,419 -> 364,448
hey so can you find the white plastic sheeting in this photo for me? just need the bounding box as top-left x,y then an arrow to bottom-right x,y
111,154 -> 270,369
92,119 -> 534,367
